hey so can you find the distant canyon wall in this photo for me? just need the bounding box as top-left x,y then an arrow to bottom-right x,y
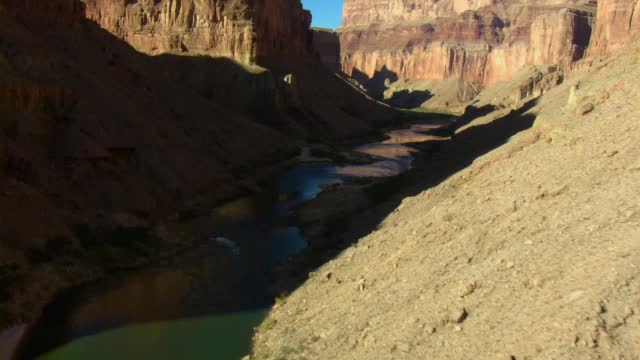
81,0 -> 313,66
337,0 -> 640,87
588,0 -> 640,55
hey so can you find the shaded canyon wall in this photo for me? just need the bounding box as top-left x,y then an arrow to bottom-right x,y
0,0 -> 403,328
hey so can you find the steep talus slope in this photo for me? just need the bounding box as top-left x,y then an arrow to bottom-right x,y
0,0 -> 400,328
252,21 -> 640,360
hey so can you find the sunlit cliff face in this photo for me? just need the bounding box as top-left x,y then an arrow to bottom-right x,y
81,0 -> 312,66
338,0 -> 594,86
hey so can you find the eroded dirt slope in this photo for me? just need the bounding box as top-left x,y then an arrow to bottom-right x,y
252,38 -> 640,359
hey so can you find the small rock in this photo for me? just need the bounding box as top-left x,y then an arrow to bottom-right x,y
457,282 -> 476,298
608,317 -> 625,329
453,325 -> 462,332
426,326 -> 436,335
324,271 -> 332,281
506,261 -> 515,269
534,190 -> 548,200
571,335 -> 579,347
581,339 -> 588,347
524,240 -> 533,245
575,102 -> 595,115
447,308 -> 469,323
600,331 -> 612,346
624,306 -> 634,318
397,342 -> 411,352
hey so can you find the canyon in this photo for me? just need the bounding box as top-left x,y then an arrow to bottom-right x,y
1,0 -> 639,359
334,0 -> 640,109
0,0 -> 406,336
252,1 -> 640,358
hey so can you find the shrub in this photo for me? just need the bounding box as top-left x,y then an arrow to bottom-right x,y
275,291 -> 290,307
259,317 -> 278,332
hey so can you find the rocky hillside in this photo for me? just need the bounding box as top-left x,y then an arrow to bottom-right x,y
0,0 -> 401,329
252,2 -> 640,358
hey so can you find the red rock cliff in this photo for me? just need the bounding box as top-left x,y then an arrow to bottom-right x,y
81,0 -> 312,66
587,0 -> 640,55
339,0 -> 595,86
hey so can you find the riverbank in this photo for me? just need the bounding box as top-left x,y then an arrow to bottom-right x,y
251,44 -> 640,359
7,114 -> 454,360
268,124 -> 453,298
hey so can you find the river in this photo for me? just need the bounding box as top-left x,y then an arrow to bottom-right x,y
15,123 -> 442,360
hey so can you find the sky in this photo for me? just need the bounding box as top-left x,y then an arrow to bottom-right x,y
301,0 -> 344,30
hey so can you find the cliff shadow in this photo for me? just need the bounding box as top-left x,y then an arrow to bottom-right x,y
275,98 -> 539,297
384,89 -> 433,109
349,66 -> 433,109
351,66 -> 399,99
6,1 -> 453,358
425,103 -> 498,137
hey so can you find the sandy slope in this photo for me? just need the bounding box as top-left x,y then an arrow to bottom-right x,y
252,40 -> 640,359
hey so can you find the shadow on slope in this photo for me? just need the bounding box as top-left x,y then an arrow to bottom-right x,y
2,0 -> 449,357
0,0 -> 424,254
351,66 -> 399,99
384,89 -> 433,109
349,66 -> 433,109
275,98 -> 539,296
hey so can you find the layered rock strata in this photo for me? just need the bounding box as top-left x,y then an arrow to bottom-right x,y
588,0 -> 640,55
339,0 -> 595,87
81,0 -> 312,66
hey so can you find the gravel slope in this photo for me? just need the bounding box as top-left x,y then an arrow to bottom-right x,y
252,41 -> 640,360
